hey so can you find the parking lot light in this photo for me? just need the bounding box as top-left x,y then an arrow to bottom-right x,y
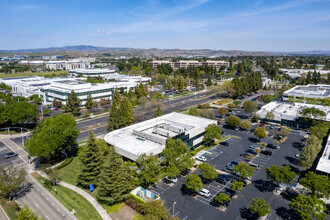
173,201 -> 176,216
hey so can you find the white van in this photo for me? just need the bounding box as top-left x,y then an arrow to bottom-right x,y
198,188 -> 210,197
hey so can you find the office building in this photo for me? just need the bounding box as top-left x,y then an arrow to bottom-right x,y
104,112 -> 216,161
316,135 -> 330,176
257,101 -> 330,128
150,60 -> 230,71
283,84 -> 330,101
69,68 -> 116,77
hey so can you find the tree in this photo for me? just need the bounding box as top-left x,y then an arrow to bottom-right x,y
43,108 -> 52,116
309,122 -> 330,139
233,100 -> 242,109
155,104 -> 163,117
233,162 -> 253,179
198,163 -> 217,181
226,115 -> 241,127
243,100 -> 258,115
77,131 -> 103,188
254,127 -> 267,141
218,108 -> 228,117
265,112 -> 275,120
279,127 -> 291,136
185,174 -> 203,193
215,193 -> 230,205
262,95 -> 274,104
300,107 -> 326,120
166,164 -> 180,179
52,98 -> 62,108
299,135 -> 323,169
0,166 -> 27,200
29,94 -> 42,104
97,145 -> 131,204
188,107 -> 199,116
85,93 -> 93,111
230,180 -> 244,191
26,114 -> 79,160
17,205 -> 40,220
108,89 -> 121,131
240,120 -> 252,130
300,171 -> 330,198
250,197 -> 270,217
66,90 -> 81,115
139,200 -> 178,220
203,124 -> 222,143
227,103 -> 235,111
290,195 -> 327,220
266,165 -> 295,185
136,153 -> 161,188
5,101 -> 40,125
120,97 -> 134,127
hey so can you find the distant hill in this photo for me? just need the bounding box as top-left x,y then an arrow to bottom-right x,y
0,45 -> 329,57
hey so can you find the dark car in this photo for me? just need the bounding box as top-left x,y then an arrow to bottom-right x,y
250,128 -> 255,132
5,152 -> 18,159
218,174 -> 232,182
211,196 -> 230,207
224,191 -> 232,198
215,176 -> 229,184
232,177 -> 247,187
246,149 -> 258,155
269,125 -> 274,129
220,141 -> 229,146
267,143 -> 278,149
261,150 -> 273,156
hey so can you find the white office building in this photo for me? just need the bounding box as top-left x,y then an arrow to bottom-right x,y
150,60 -> 230,71
283,84 -> 330,101
104,112 -> 216,161
69,68 -> 116,77
257,101 -> 330,128
280,69 -> 330,79
316,135 -> 330,176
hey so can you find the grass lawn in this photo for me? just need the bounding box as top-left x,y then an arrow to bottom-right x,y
212,98 -> 233,105
57,157 -> 82,185
35,175 -> 101,220
0,197 -> 19,219
105,202 -> 125,214
0,71 -> 69,78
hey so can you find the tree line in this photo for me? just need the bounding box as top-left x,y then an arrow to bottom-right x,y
232,72 -> 262,98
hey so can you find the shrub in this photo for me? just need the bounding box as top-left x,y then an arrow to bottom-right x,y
55,157 -> 73,170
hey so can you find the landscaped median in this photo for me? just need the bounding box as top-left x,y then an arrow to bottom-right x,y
32,173 -> 102,220
0,197 -> 19,219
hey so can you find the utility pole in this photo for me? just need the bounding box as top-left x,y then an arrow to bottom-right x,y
172,201 -> 176,216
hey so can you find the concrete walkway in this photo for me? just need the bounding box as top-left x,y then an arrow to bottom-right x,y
58,181 -> 112,220
0,205 -> 10,220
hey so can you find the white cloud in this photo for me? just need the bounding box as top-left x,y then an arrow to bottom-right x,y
96,30 -> 114,35
10,4 -> 39,13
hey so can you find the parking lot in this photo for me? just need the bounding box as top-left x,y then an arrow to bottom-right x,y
148,116 -> 307,220
0,139 -> 25,168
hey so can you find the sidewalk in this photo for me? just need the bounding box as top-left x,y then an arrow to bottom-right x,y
0,206 -> 9,220
57,181 -> 111,220
0,132 -> 31,139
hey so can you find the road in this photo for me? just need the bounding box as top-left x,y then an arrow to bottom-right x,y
17,175 -> 77,220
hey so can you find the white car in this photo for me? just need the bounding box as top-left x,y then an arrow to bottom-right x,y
196,155 -> 207,162
295,153 -> 300,158
273,187 -> 283,195
164,176 -> 178,183
198,188 -> 210,197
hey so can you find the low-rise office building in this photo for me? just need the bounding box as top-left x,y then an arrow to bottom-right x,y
316,135 -> 330,177
280,69 -> 330,79
150,60 -> 230,71
69,68 -> 116,77
257,101 -> 330,128
283,84 -> 330,101
104,112 -> 216,161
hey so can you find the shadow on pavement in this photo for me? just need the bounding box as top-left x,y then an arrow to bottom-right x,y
284,156 -> 300,166
248,137 -> 259,143
292,142 -> 303,150
275,206 -> 300,220
252,179 -> 276,193
14,182 -> 33,199
239,207 -> 256,220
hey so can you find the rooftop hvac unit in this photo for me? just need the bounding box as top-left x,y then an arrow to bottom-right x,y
152,127 -> 170,137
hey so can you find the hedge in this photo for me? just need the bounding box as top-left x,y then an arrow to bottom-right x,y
190,146 -> 205,156
55,157 -> 73,170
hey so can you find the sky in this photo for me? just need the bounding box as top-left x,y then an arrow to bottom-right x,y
0,0 -> 330,51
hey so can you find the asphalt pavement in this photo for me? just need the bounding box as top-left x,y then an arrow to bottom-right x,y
0,139 -> 25,167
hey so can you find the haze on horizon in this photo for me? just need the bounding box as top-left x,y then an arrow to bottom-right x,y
1,0 -> 330,51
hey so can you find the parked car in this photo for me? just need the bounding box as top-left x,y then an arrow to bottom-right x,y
224,191 -> 233,198
198,188 -> 211,197
217,121 -> 221,125
232,177 -> 247,187
246,149 -> 258,155
250,128 -> 255,133
220,141 -> 229,146
218,174 -> 232,182
269,125 -> 274,129
248,162 -> 260,171
5,152 -> 18,159
196,155 -> 207,162
215,176 -> 229,184
261,150 -> 273,156
295,153 -> 300,158
267,143 -> 278,149
275,134 -> 283,140
164,176 -> 178,183
240,152 -> 253,159
224,165 -> 234,171
230,161 -> 239,166
234,127 -> 239,131
211,195 -> 230,207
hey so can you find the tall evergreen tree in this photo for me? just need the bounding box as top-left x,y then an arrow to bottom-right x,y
120,97 -> 134,127
85,93 -> 93,111
97,145 -> 131,204
67,90 -> 81,115
155,104 -> 163,117
108,89 -> 121,131
76,131 -> 103,188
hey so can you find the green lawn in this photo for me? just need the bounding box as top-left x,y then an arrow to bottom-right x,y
0,197 -> 19,219
57,157 -> 82,185
105,202 -> 125,214
0,71 -> 69,78
35,176 -> 102,220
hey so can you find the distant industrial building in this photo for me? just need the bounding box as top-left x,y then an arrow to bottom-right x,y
150,60 -> 230,71
280,69 -> 330,79
70,68 -> 116,77
316,134 -> 330,176
283,84 -> 330,101
104,112 -> 216,161
19,58 -> 96,70
257,101 -> 330,128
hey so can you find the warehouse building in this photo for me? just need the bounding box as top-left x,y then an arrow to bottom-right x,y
283,84 -> 330,101
104,112 -> 216,161
316,135 -> 330,177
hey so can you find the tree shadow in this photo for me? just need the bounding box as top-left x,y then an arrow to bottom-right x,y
292,142 -> 303,150
239,207 -> 256,220
275,206 -> 300,220
248,137 -> 259,143
252,179 -> 276,192
282,164 -> 301,175
285,156 -> 300,166
180,184 -> 194,196
13,182 -> 34,199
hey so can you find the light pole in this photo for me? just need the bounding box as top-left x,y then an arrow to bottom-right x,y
172,201 -> 176,216
21,127 -> 24,147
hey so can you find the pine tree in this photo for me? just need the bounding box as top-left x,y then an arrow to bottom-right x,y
155,104 -> 163,117
67,90 -> 81,115
120,97 -> 134,127
108,89 -> 121,131
85,93 -> 93,111
76,131 -> 103,188
97,145 -> 131,204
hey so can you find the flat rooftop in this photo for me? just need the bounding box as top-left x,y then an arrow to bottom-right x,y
316,135 -> 330,174
104,112 -> 216,161
284,84 -> 330,99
